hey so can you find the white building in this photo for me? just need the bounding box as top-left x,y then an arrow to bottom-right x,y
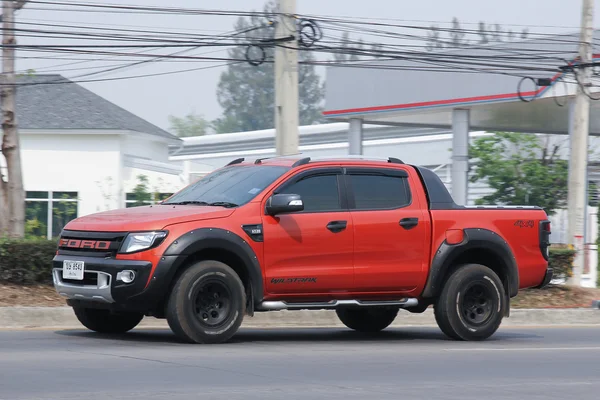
1,74 -> 186,239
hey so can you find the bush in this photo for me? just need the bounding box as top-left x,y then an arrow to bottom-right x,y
0,238 -> 58,285
548,247 -> 575,281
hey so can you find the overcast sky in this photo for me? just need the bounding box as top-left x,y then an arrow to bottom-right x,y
14,0 -> 599,133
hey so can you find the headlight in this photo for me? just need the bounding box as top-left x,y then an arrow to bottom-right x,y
119,231 -> 167,254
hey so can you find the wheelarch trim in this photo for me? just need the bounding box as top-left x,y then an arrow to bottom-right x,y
422,228 -> 519,299
159,227 -> 264,307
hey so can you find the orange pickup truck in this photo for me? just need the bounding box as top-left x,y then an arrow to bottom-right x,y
52,156 -> 552,343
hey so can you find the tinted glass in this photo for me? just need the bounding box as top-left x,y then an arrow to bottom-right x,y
283,174 -> 340,212
164,165 -> 289,206
350,174 -> 410,209
25,191 -> 49,199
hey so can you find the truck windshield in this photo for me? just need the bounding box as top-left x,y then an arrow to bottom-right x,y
163,165 -> 290,207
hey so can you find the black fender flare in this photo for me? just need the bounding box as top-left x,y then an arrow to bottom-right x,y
422,228 -> 519,299
150,228 -> 264,308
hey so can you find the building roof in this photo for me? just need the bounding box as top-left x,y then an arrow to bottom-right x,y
15,74 -> 179,141
169,122 -> 452,157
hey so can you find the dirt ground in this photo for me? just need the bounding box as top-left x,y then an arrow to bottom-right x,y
0,284 -> 66,307
1,283 -> 599,308
510,285 -> 600,308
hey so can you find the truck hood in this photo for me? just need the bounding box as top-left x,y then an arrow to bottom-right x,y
64,205 -> 235,232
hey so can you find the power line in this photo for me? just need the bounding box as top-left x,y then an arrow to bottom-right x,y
13,61 -> 240,87
18,0 -> 278,17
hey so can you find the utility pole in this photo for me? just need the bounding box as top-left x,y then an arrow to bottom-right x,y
1,0 -> 26,238
274,0 -> 299,156
567,0 -> 594,286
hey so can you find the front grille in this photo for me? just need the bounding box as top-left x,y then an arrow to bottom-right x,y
57,230 -> 127,258
62,271 -> 98,286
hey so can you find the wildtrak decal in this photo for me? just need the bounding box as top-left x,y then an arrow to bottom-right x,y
271,277 -> 317,284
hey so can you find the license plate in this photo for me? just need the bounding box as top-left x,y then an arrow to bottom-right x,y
63,260 -> 85,280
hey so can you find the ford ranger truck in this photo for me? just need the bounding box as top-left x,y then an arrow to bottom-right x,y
52,156 -> 552,343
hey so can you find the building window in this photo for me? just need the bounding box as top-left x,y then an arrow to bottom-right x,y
125,192 -> 174,208
25,191 -> 78,240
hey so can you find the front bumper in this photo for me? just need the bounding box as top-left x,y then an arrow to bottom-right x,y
52,254 -> 152,307
534,267 -> 553,289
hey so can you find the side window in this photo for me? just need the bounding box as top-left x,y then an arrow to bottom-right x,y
349,174 -> 411,210
282,174 -> 341,212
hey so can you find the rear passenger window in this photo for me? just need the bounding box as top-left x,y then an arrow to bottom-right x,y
283,174 -> 341,212
349,174 -> 411,210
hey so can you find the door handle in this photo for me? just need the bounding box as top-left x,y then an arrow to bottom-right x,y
399,217 -> 419,230
326,220 -> 347,233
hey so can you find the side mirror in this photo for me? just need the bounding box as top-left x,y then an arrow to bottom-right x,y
266,193 -> 304,216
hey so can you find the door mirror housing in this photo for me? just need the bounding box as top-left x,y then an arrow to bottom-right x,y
266,193 -> 304,215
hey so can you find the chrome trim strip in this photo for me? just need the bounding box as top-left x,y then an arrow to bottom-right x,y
257,298 -> 419,311
52,268 -> 114,303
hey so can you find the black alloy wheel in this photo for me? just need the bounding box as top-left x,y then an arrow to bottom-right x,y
460,281 -> 495,327
193,280 -> 232,328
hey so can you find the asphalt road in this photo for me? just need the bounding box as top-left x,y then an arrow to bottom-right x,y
1,326 -> 600,400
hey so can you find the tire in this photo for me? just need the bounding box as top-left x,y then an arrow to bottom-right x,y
166,260 -> 246,344
336,307 -> 398,333
73,307 -> 143,334
434,264 -> 506,341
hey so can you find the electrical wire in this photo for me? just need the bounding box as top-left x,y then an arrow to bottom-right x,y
14,61 -> 241,87
2,4 -> 589,96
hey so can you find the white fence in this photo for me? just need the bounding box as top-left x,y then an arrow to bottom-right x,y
549,207 -> 598,288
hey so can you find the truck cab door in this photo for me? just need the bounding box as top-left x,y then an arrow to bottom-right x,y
261,167 -> 354,295
344,166 -> 430,293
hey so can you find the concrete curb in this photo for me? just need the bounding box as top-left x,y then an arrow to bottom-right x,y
1,307 -> 600,330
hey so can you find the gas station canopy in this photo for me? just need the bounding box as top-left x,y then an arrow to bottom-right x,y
323,30 -> 600,135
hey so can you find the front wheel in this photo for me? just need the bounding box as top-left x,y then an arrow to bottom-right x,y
434,264 -> 506,341
336,307 -> 398,333
166,260 -> 246,344
73,307 -> 144,334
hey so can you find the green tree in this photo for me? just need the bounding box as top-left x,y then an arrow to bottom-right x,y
168,112 -> 209,137
332,31 -> 364,62
469,132 -> 568,215
427,18 -> 530,51
449,17 -> 466,47
213,0 -> 325,133
131,175 -> 152,207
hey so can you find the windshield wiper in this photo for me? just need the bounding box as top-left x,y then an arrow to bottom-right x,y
207,201 -> 239,208
162,200 -> 238,208
163,201 -> 209,206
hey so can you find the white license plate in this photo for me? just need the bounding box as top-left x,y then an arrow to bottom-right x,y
62,260 -> 85,280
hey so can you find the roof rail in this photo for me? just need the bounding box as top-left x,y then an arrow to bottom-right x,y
254,153 -> 304,164
292,157 -> 311,167
226,157 -> 245,166
308,155 -> 404,164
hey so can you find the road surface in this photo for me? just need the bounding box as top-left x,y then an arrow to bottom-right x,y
1,325 -> 599,399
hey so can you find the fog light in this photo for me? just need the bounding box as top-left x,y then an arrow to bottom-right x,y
117,270 -> 136,284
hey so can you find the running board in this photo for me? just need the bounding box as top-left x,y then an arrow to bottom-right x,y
257,298 -> 419,311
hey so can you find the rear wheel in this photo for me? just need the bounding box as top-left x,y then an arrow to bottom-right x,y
166,260 -> 246,344
434,264 -> 506,341
336,307 -> 398,333
73,307 -> 143,334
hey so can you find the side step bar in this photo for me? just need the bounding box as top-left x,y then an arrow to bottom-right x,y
257,298 -> 419,311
